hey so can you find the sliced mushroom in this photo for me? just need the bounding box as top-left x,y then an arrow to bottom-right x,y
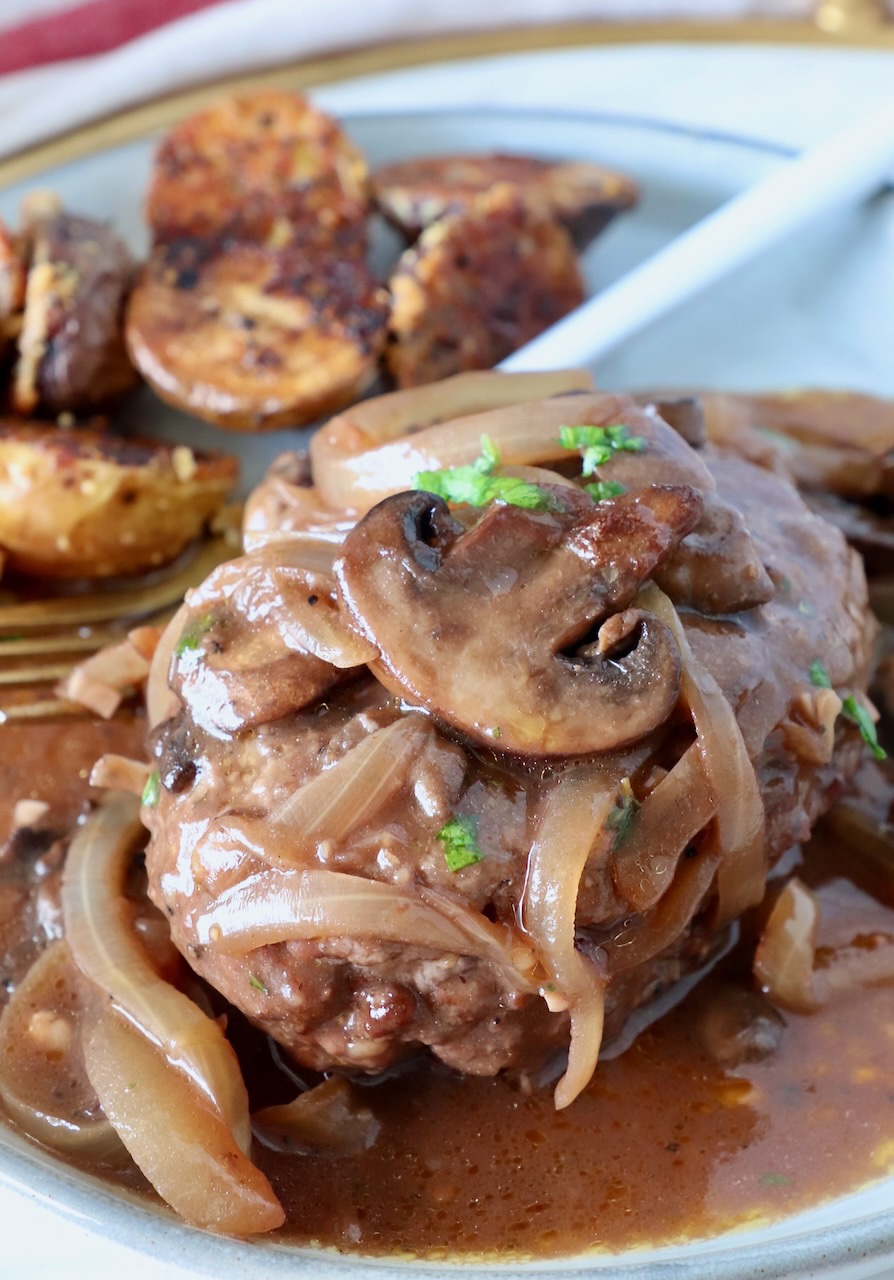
372,152 -> 638,250
335,485 -> 701,755
170,543 -> 375,737
655,490 -> 775,614
637,395 -> 707,448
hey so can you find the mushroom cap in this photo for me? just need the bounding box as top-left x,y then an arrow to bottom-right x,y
335,484 -> 702,757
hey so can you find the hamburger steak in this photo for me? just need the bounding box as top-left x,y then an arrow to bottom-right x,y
143,391 -> 874,1095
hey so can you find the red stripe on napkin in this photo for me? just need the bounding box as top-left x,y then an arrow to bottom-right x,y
0,0 -> 225,75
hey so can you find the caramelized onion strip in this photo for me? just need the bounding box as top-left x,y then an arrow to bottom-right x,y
753,877 -> 819,1011
195,867 -> 539,992
253,1077 -> 380,1155
82,1002 -> 283,1235
607,848 -> 718,975
268,589 -> 375,669
756,876 -> 894,1008
60,791 -> 253,1154
269,717 -> 432,854
639,584 -> 766,922
613,744 -> 714,912
186,541 -> 374,670
0,940 -> 124,1161
145,603 -> 186,729
311,370 -> 593,512
522,771 -> 617,1110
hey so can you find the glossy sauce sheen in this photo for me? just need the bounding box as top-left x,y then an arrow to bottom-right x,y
1,711 -> 894,1260
254,833 -> 894,1258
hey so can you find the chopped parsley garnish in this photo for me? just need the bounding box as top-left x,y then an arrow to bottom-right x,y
809,660 -> 886,760
141,770 -> 160,808
438,815 -> 482,872
174,612 -> 215,657
249,973 -> 268,994
558,423 -> 645,477
842,695 -> 887,761
809,659 -> 832,689
584,479 -> 627,502
606,778 -> 641,848
414,435 -> 557,511
760,1171 -> 793,1189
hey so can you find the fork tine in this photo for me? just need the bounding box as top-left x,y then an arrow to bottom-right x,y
0,663 -> 75,686
0,699 -> 89,723
0,607 -> 178,659
0,536 -> 231,634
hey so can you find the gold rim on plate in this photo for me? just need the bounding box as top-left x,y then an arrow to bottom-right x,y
0,14 -> 892,186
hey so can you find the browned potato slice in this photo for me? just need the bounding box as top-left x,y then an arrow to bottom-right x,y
126,241 -> 388,431
146,90 -> 369,248
386,184 -> 584,388
0,424 -> 237,578
372,152 -> 639,249
0,218 -> 26,339
11,195 -> 137,416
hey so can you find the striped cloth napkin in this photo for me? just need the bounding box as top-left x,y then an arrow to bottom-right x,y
0,0 -> 817,75
0,0 -> 821,163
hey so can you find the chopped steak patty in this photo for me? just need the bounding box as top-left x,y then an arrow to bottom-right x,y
144,395 -> 873,1084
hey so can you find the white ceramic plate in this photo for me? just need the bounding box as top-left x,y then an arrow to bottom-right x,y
1,39 -> 894,1280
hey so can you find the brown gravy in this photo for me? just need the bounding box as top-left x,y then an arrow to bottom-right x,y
253,831 -> 894,1259
1,709 -> 893,1261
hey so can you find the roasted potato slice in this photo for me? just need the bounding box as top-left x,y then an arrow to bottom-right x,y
0,219 -> 27,361
0,424 -> 237,578
11,194 -> 137,416
372,152 -> 638,249
126,240 -> 389,431
0,219 -> 26,321
386,184 -> 584,388
146,90 -> 369,248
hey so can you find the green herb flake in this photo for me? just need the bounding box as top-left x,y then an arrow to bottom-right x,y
249,973 -> 268,994
174,612 -> 215,658
606,778 -> 641,848
415,436 -> 557,512
760,1172 -> 793,1189
141,771 -> 160,808
809,661 -> 886,760
486,726 -> 502,740
584,479 -> 627,502
842,695 -> 887,761
438,815 -> 483,872
809,659 -> 833,690
797,600 -> 816,617
558,423 -> 645,477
